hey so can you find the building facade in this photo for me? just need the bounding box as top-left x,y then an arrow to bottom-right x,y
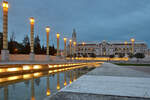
76,40 -> 148,57
67,30 -> 148,57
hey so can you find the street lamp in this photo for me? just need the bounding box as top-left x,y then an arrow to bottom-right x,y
124,41 -> 128,55
46,26 -> 50,60
82,42 -> 85,57
29,17 -> 35,61
56,33 -> 60,56
1,1 -> 9,61
130,38 -> 135,54
63,38 -> 67,58
69,39 -> 72,60
73,42 -> 76,59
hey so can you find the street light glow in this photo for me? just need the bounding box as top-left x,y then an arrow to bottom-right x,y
73,42 -> 76,46
124,41 -> 127,45
56,33 -> 60,38
2,1 -> 8,9
46,26 -> 50,33
69,39 -> 72,43
131,38 -> 135,42
82,42 -> 85,46
64,37 -> 67,41
30,17 -> 35,24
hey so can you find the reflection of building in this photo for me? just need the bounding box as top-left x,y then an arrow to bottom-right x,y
76,40 -> 148,57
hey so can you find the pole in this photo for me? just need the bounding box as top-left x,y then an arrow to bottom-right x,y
56,33 -> 60,56
1,1 -> 9,61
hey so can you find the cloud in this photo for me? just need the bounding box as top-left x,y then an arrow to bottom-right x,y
0,0 -> 150,48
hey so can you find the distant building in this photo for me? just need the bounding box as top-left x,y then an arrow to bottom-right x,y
76,40 -> 148,57
67,31 -> 148,57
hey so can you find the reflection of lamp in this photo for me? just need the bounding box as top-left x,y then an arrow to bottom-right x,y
130,38 -> 135,54
69,71 -> 72,84
57,73 -> 60,90
73,70 -> 76,81
31,79 -> 35,100
29,17 -> 35,61
4,86 -> 8,100
56,33 -> 60,56
64,72 -> 67,86
46,76 -> 51,96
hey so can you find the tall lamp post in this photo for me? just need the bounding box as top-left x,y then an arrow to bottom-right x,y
1,1 -> 9,61
130,38 -> 135,54
82,42 -> 85,57
73,42 -> 76,59
46,26 -> 50,60
69,39 -> 72,60
29,17 -> 35,61
56,33 -> 60,56
63,38 -> 67,58
124,41 -> 128,56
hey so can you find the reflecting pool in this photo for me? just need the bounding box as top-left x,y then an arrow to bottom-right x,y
0,65 -> 94,100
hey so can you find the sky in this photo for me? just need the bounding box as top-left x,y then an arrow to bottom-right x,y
0,0 -> 150,48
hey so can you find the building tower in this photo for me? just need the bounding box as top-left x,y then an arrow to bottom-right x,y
72,29 -> 77,57
72,29 -> 76,43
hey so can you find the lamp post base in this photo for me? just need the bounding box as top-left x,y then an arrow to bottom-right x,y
1,50 -> 9,61
30,53 -> 35,61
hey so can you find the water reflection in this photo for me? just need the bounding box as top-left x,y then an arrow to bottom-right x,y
46,76 -> 51,96
69,70 -> 72,84
4,86 -> 8,100
56,73 -> 60,90
0,63 -> 100,100
31,79 -> 35,100
73,69 -> 76,81
64,72 -> 67,86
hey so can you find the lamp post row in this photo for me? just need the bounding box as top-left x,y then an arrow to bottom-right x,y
1,1 -> 76,61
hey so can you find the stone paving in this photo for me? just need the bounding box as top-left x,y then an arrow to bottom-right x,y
45,63 -> 150,100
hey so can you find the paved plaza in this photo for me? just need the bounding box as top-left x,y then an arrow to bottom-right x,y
45,63 -> 150,100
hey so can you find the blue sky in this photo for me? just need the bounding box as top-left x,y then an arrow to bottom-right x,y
0,0 -> 150,48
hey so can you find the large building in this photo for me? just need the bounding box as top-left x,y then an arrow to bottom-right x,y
76,40 -> 148,57
67,30 -> 148,57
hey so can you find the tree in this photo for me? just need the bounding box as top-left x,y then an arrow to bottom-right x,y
22,35 -> 30,54
8,32 -> 21,54
41,45 -> 46,54
134,53 -> 145,61
34,35 -> 41,54
49,45 -> 57,55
